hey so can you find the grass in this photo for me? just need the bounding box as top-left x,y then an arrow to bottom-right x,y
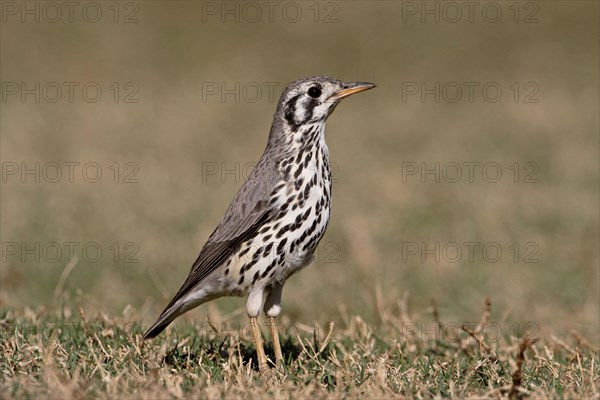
1,299 -> 598,399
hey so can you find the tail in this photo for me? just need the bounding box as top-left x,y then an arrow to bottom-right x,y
143,303 -> 184,340
143,283 -> 220,339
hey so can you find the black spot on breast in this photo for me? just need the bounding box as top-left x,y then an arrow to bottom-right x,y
311,127 -> 320,141
277,238 -> 288,254
273,182 -> 285,192
276,224 -> 291,239
263,242 -> 273,254
241,251 -> 261,273
294,213 -> 302,226
304,126 -> 314,138
294,165 -> 303,179
308,219 -> 317,233
303,208 -> 311,220
252,271 -> 260,285
285,196 -> 294,206
238,247 -> 250,258
303,183 -> 310,198
240,262 -> 249,274
261,260 -> 277,278
303,152 -> 312,168
304,222 -> 329,254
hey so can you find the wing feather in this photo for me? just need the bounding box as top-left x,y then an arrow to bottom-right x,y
145,156 -> 283,337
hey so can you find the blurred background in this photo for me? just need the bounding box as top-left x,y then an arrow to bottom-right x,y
1,1 -> 598,343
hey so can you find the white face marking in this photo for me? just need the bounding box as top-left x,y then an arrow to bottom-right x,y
284,80 -> 343,127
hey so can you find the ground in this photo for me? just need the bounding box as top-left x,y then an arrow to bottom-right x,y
1,299 -> 598,398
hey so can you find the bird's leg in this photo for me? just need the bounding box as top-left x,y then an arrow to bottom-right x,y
249,316 -> 268,372
247,287 -> 268,372
264,283 -> 284,367
268,316 -> 283,367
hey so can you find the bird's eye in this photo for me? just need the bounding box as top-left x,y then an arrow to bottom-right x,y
307,86 -> 321,98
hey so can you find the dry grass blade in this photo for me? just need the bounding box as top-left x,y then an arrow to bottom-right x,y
1,304 -> 598,398
508,337 -> 539,400
52,257 -> 79,304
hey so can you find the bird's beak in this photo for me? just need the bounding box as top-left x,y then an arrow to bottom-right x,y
331,82 -> 376,100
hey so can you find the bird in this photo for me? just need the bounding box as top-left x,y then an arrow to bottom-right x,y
143,76 -> 375,371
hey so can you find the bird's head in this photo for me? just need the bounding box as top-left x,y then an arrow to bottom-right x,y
277,76 -> 376,131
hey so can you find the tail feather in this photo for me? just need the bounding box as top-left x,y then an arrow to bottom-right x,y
143,286 -> 220,340
143,304 -> 184,340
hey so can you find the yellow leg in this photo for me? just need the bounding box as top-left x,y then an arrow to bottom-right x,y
250,316 -> 268,372
269,316 -> 283,367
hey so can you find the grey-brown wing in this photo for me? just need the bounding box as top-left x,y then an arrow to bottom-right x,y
159,159 -> 280,312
